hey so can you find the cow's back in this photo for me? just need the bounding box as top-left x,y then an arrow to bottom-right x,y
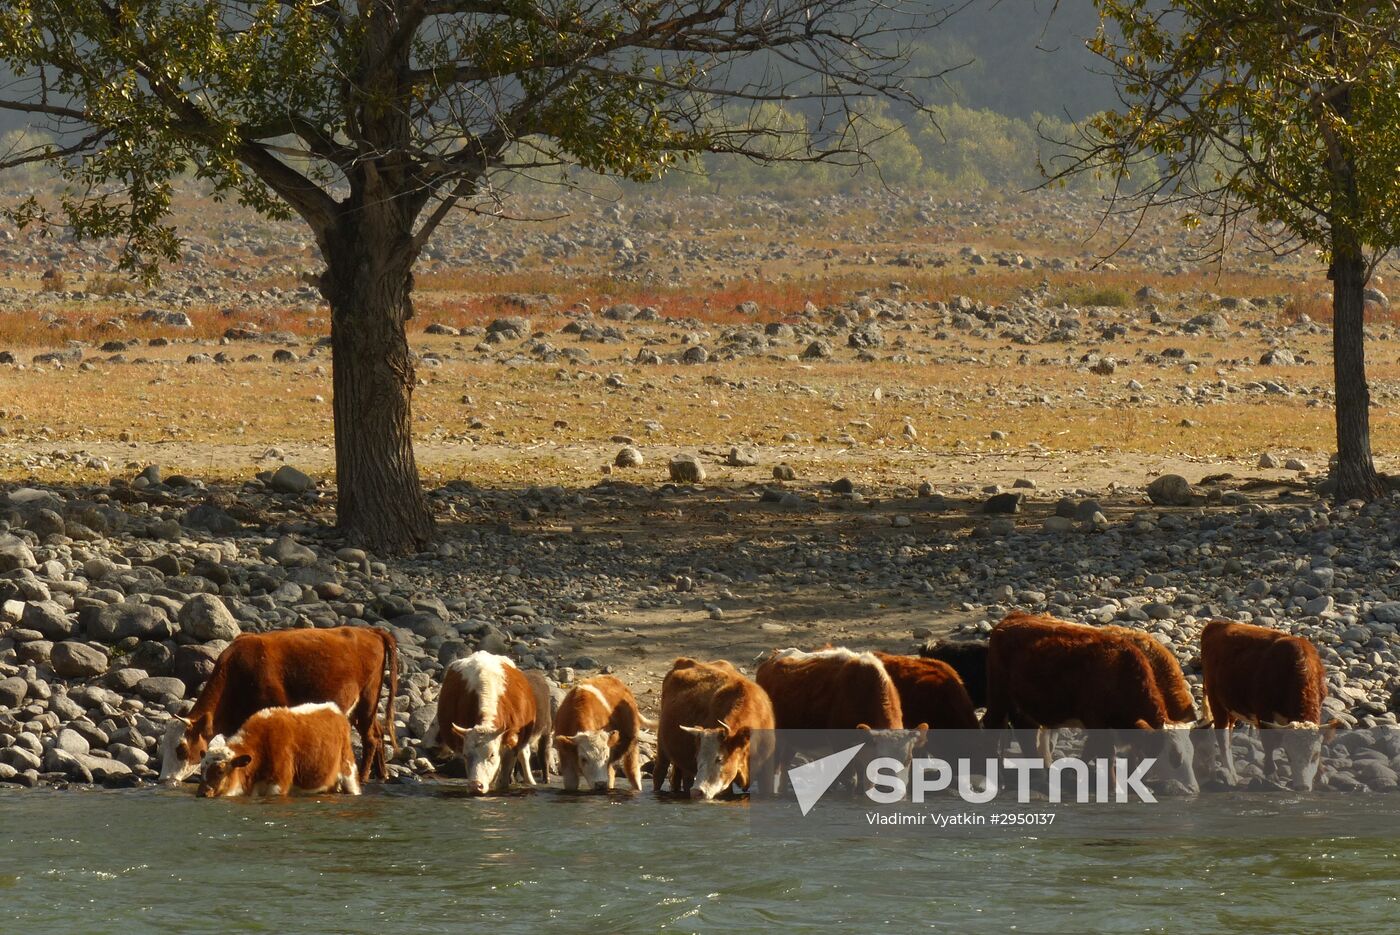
756,650 -> 902,730
874,653 -> 979,730
1104,627 -> 1196,722
201,627 -> 380,729
988,615 -> 1168,729
1203,620 -> 1325,724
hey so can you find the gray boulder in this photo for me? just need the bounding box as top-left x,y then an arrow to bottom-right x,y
50,641 -> 110,679
1147,474 -> 1196,506
0,676 -> 27,707
668,454 -> 706,483
0,535 -> 37,572
80,603 -> 174,643
177,593 -> 241,642
21,600 -> 73,639
269,465 -> 314,494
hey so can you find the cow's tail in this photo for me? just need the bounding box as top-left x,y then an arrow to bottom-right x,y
380,628 -> 400,757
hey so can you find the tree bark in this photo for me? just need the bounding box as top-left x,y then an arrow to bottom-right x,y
321,219 -> 435,554
1330,245 -> 1385,500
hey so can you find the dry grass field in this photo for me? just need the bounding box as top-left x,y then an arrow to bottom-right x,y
1,185 -> 1398,495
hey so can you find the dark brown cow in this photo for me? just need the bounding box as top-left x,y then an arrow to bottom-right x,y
873,653 -> 980,730
437,651 -> 540,794
1102,626 -> 1197,723
656,658 -> 774,800
160,626 -> 398,784
919,639 -> 989,709
1201,619 -> 1335,791
197,703 -> 360,798
984,612 -> 1200,791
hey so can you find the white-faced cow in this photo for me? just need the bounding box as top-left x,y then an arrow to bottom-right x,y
1201,619 -> 1337,791
437,651 -> 540,795
196,702 -> 361,798
656,658 -> 775,800
160,626 -> 398,785
553,675 -> 645,792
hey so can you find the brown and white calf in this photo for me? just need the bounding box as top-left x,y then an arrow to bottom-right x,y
196,703 -> 361,798
984,612 -> 1201,793
553,675 -> 644,792
756,648 -> 923,783
656,658 -> 775,800
1201,619 -> 1336,791
436,651 -> 540,795
160,626 -> 398,785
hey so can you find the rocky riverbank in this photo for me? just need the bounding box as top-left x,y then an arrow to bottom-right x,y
3,461 -> 1400,790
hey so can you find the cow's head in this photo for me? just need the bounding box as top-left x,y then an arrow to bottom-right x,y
555,730 -> 618,791
159,715 -> 208,784
680,720 -> 752,800
1132,719 -> 1206,794
196,738 -> 251,798
1261,718 -> 1342,791
452,723 -> 514,794
856,723 -> 929,787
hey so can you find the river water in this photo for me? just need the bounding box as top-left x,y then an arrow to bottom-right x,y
2,786 -> 1395,933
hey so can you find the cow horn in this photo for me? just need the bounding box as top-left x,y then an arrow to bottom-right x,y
717,719 -> 732,734
450,722 -> 469,737
679,725 -> 705,736
175,714 -> 193,726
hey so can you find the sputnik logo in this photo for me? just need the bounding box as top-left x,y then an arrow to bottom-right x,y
788,743 -> 865,816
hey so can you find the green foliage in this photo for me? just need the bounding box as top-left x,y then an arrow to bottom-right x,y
1081,1 -> 1400,264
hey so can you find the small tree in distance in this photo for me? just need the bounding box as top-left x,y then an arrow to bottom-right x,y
1053,1 -> 1400,499
0,0 -> 950,554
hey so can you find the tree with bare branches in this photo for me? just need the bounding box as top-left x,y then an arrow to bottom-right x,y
1055,1 -> 1400,499
0,0 -> 949,552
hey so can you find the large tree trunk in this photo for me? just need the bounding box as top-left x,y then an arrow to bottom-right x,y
1330,245 -> 1385,500
321,219 -> 435,554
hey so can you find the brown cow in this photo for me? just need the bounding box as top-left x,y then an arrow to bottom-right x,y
757,648 -> 925,788
656,658 -> 775,800
1200,619 -> 1336,791
437,651 -> 540,794
1102,626 -> 1198,723
197,703 -> 360,798
160,626 -> 398,784
756,647 -> 904,730
553,675 -> 644,792
984,612 -> 1200,792
873,653 -> 979,730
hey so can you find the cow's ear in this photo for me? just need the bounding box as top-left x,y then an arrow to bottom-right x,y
728,726 -> 752,747
1323,719 -> 1343,741
230,754 -> 253,769
1133,719 -> 1154,732
607,730 -> 620,747
855,723 -> 872,732
554,735 -> 575,749
501,731 -> 518,749
913,724 -> 930,749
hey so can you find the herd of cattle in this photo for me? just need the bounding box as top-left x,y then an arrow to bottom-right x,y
157,611 -> 1336,799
